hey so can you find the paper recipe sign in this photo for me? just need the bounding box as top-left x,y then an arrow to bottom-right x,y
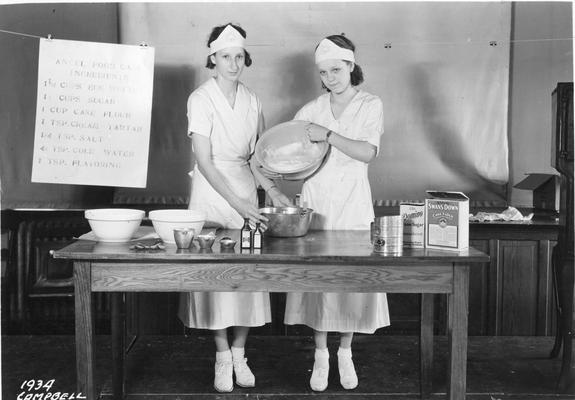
425,191 -> 469,250
32,38 -> 154,187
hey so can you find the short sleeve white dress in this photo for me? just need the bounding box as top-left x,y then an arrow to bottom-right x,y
283,90 -> 390,333
178,77 -> 271,330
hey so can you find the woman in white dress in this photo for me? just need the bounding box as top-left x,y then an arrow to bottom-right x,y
178,23 -> 291,393
284,34 -> 389,391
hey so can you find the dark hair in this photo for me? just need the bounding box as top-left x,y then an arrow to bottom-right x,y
205,23 -> 252,69
318,34 -> 364,89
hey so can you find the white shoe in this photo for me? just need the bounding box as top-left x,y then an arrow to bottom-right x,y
310,360 -> 329,392
233,357 -> 255,387
214,359 -> 233,392
338,355 -> 358,390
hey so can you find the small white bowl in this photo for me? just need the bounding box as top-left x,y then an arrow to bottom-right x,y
149,209 -> 206,244
84,208 -> 145,242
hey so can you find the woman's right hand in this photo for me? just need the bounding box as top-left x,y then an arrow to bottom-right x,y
305,122 -> 331,142
233,198 -> 268,225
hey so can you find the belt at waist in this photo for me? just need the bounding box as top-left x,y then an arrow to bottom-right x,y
189,159 -> 249,173
311,165 -> 368,180
212,159 -> 249,168
189,161 -> 252,179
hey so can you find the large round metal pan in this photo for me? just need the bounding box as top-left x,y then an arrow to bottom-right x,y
255,120 -> 329,174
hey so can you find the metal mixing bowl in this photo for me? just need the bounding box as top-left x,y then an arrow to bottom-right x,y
255,120 -> 330,180
259,207 -> 314,237
196,234 -> 216,249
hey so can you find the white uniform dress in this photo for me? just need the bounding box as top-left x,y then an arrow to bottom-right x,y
178,77 -> 271,330
284,90 -> 390,333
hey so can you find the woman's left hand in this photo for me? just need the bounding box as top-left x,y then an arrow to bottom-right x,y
305,123 -> 331,142
268,187 -> 292,207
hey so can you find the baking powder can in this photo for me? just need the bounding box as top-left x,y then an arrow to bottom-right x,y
372,215 -> 403,254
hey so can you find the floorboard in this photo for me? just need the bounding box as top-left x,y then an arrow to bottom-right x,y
2,335 -> 573,399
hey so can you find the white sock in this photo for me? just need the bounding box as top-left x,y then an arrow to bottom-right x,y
337,347 -> 352,358
314,348 -> 329,367
231,346 -> 245,361
337,346 -> 358,390
216,349 -> 232,362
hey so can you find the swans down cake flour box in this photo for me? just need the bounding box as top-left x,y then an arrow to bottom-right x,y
425,191 -> 469,251
400,202 -> 425,248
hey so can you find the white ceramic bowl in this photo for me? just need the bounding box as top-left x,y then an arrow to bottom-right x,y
257,149 -> 327,181
84,209 -> 145,242
149,209 -> 206,244
255,120 -> 329,175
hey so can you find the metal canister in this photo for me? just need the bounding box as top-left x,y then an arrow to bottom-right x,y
372,215 -> 403,254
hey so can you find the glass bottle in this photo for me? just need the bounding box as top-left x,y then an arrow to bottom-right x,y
240,218 -> 252,250
295,194 -> 301,207
253,222 -> 262,250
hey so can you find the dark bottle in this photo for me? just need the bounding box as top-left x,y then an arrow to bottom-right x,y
240,218 -> 252,250
253,222 -> 262,250
294,194 -> 301,207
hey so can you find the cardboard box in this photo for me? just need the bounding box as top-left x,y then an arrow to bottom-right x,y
514,173 -> 560,212
425,191 -> 469,251
400,202 -> 425,248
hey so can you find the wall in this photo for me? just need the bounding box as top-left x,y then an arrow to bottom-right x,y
0,3 -> 118,209
116,2 -> 511,205
508,1 -> 573,207
0,2 -> 573,209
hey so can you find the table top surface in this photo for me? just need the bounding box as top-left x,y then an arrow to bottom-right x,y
53,229 -> 489,264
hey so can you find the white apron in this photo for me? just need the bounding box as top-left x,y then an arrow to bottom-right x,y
179,78 -> 271,330
284,90 -> 390,333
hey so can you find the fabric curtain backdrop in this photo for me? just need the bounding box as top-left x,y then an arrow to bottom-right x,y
0,2 -> 511,209
115,2 -> 511,205
100,2 -> 511,206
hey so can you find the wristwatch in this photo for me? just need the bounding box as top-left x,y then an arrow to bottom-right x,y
326,130 -> 333,142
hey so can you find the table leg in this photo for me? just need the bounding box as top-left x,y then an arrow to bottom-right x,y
420,293 -> 434,399
447,264 -> 469,400
550,244 -> 563,359
112,293 -> 126,399
557,254 -> 575,392
74,261 -> 95,399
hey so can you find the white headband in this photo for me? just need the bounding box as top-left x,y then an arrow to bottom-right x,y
314,38 -> 355,64
209,25 -> 246,55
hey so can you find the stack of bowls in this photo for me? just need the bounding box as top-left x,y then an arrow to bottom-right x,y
255,120 -> 329,181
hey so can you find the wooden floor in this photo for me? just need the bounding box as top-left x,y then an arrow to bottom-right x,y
2,335 -> 573,399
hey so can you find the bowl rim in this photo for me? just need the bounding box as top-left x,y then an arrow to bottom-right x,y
85,208 -> 145,221
258,150 -> 321,174
149,209 -> 206,222
256,145 -> 328,181
259,206 -> 314,217
255,120 -> 329,174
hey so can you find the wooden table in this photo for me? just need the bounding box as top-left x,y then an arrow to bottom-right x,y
53,230 -> 489,400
